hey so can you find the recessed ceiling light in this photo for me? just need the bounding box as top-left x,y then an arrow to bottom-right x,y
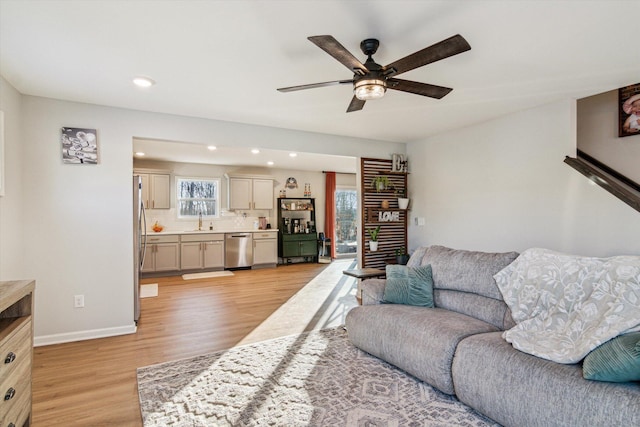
267,161 -> 274,166
133,76 -> 155,88
135,152 -> 145,156
207,145 -> 217,151
289,152 -> 297,158
251,149 -> 260,154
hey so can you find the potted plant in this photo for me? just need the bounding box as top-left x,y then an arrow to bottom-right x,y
395,247 -> 410,265
372,176 -> 392,192
368,225 -> 381,251
395,188 -> 410,210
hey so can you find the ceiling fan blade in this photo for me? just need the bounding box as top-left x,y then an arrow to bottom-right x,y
347,96 -> 365,112
308,35 -> 368,75
277,79 -> 353,92
384,34 -> 471,76
387,78 -> 453,99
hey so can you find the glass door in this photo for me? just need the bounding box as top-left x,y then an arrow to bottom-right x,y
335,188 -> 358,257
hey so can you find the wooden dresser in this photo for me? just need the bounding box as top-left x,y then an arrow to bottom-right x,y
0,280 -> 35,427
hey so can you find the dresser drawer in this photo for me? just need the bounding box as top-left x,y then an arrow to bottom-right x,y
0,352 -> 31,427
0,317 -> 31,382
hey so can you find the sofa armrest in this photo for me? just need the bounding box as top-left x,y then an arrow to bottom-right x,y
361,279 -> 386,305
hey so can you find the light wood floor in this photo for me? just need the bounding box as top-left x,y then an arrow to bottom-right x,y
31,260 -> 357,426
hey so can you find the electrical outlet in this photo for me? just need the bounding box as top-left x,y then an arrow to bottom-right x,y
74,294 -> 85,308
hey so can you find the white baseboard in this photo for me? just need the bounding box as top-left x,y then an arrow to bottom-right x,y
34,323 -> 137,347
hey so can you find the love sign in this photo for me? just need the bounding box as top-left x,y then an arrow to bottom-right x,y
378,211 -> 400,222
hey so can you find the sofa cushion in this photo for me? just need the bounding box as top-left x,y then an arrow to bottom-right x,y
346,304 -> 499,395
360,278 -> 386,305
434,289 -> 514,331
413,246 -> 518,330
583,332 -> 640,382
406,246 -> 428,268
383,264 -> 434,307
452,332 -> 640,426
424,245 -> 519,300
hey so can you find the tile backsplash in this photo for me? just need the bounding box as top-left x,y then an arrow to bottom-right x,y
146,208 -> 273,232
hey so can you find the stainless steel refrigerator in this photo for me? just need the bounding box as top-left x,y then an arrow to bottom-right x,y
133,175 -> 147,323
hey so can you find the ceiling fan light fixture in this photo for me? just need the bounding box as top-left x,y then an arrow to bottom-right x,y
354,79 -> 386,101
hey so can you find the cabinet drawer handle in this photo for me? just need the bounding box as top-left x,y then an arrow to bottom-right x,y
4,352 -> 16,364
4,387 -> 15,401
8,423 -> 15,427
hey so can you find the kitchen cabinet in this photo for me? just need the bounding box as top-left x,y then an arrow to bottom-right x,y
253,231 -> 278,267
0,280 -> 34,427
277,198 -> 317,264
280,234 -> 317,262
135,171 -> 171,209
227,176 -> 274,210
180,233 -> 224,271
142,235 -> 180,272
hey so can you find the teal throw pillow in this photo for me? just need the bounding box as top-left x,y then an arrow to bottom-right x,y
383,264 -> 434,307
583,332 -> 640,382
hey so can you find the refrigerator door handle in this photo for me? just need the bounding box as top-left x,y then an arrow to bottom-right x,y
140,202 -> 148,268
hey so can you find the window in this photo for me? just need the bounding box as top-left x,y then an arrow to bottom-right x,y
335,188 -> 358,256
176,177 -> 220,218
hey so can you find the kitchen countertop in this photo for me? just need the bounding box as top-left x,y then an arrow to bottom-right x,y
147,229 -> 279,235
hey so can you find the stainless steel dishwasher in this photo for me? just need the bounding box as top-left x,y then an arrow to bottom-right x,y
225,233 -> 253,268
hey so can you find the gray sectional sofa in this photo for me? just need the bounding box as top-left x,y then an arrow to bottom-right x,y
345,245 -> 640,426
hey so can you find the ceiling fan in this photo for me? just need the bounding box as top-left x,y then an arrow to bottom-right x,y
277,34 -> 471,112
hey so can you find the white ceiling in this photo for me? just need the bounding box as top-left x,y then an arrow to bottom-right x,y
132,137 -> 357,173
1,0 -> 638,170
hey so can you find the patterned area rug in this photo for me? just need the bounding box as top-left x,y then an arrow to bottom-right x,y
137,327 -> 500,426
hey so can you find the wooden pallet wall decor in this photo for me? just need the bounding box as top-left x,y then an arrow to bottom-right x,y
361,157 -> 408,269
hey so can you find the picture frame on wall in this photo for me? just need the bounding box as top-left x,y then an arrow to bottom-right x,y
61,127 -> 98,164
618,83 -> 640,138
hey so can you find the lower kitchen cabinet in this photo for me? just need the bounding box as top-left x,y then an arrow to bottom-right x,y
180,233 -> 224,271
253,231 -> 278,266
142,235 -> 180,272
280,233 -> 318,263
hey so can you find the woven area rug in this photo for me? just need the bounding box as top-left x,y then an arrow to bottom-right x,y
137,327 -> 499,426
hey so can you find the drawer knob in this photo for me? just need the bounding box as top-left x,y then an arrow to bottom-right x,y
8,423 -> 15,427
4,387 -> 15,401
4,352 -> 16,364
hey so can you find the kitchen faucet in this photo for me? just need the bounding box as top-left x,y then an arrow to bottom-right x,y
198,212 -> 203,230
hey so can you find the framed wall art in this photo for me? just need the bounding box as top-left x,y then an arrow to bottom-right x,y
619,83 -> 640,138
61,127 -> 98,164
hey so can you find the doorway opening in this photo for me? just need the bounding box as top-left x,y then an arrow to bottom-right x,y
334,188 -> 358,258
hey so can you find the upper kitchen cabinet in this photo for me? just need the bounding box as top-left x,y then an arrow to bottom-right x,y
135,169 -> 171,209
226,174 -> 274,211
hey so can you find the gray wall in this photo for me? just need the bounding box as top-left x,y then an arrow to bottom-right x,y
407,99 -> 640,257
4,86 -> 402,345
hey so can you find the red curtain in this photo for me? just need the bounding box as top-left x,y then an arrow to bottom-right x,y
325,171 -> 336,258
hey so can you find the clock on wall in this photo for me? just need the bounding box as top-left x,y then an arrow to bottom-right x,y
285,177 -> 298,189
